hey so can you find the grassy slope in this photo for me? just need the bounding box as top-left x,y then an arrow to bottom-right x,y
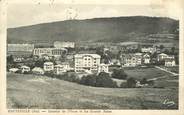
7,73 -> 178,109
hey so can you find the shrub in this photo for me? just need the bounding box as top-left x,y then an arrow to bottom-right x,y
96,72 -> 117,88
80,74 -> 97,86
140,78 -> 154,86
126,77 -> 136,88
140,78 -> 148,84
120,82 -> 127,88
55,72 -> 79,83
44,71 -> 55,78
111,69 -> 127,80
80,72 -> 118,88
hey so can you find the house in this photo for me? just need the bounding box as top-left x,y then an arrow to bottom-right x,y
32,67 -> 44,75
165,58 -> 176,67
141,45 -> 156,54
135,53 -> 142,65
143,54 -> 150,64
9,68 -> 19,73
121,53 -> 142,67
43,62 -> 54,71
157,53 -> 169,61
74,54 -> 101,73
157,53 -> 174,62
20,65 -> 30,73
121,54 -> 137,67
98,63 -> 109,73
13,56 -> 24,62
54,65 -> 67,75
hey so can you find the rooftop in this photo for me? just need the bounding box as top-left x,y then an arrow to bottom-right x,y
74,54 -> 101,58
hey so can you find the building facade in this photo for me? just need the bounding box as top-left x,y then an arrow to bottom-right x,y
165,58 -> 176,67
33,48 -> 67,57
43,62 -> 54,71
54,41 -> 75,48
8,44 -> 34,52
98,63 -> 109,73
74,54 -> 101,73
121,54 -> 142,67
143,54 -> 150,64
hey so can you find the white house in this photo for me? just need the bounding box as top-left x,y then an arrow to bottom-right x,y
157,53 -> 169,61
141,46 -> 156,54
143,54 -> 150,64
98,63 -> 109,73
74,54 -> 101,73
20,66 -> 30,73
54,65 -> 66,75
165,58 -> 176,67
32,67 -> 44,75
9,68 -> 19,73
43,62 -> 54,71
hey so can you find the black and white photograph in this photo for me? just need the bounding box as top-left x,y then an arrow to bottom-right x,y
3,0 -> 183,111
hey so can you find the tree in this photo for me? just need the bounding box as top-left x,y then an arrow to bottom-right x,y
80,74 -> 97,86
171,47 -> 175,54
35,59 -> 45,68
7,55 -> 14,64
96,72 -> 117,88
111,69 -> 127,80
140,78 -> 148,84
80,72 -> 117,88
160,45 -> 164,51
126,77 -> 136,88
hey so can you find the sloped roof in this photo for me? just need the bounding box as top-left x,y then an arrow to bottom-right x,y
74,54 -> 101,58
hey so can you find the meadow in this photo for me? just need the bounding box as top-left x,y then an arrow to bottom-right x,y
7,72 -> 178,109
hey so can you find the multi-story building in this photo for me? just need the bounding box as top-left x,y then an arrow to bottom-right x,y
7,44 -> 34,52
54,41 -> 75,48
121,53 -> 142,67
74,54 -> 101,73
43,62 -> 54,71
54,63 -> 70,75
33,48 -> 67,57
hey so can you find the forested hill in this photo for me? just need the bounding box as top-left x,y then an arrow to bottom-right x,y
7,16 -> 179,43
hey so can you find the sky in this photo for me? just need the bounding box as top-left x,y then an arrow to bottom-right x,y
7,0 -> 182,28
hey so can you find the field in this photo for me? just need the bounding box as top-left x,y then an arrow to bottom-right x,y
7,72 -> 178,109
124,67 -> 173,80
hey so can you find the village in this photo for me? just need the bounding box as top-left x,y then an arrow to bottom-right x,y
6,41 -> 179,88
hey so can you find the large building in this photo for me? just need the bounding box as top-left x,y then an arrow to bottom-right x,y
120,53 -> 142,67
7,44 -> 34,52
54,41 -> 75,48
74,54 -> 101,73
33,48 -> 67,57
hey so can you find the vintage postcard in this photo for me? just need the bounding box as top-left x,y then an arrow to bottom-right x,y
0,0 -> 184,115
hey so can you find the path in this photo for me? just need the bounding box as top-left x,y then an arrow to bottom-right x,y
154,66 -> 178,76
